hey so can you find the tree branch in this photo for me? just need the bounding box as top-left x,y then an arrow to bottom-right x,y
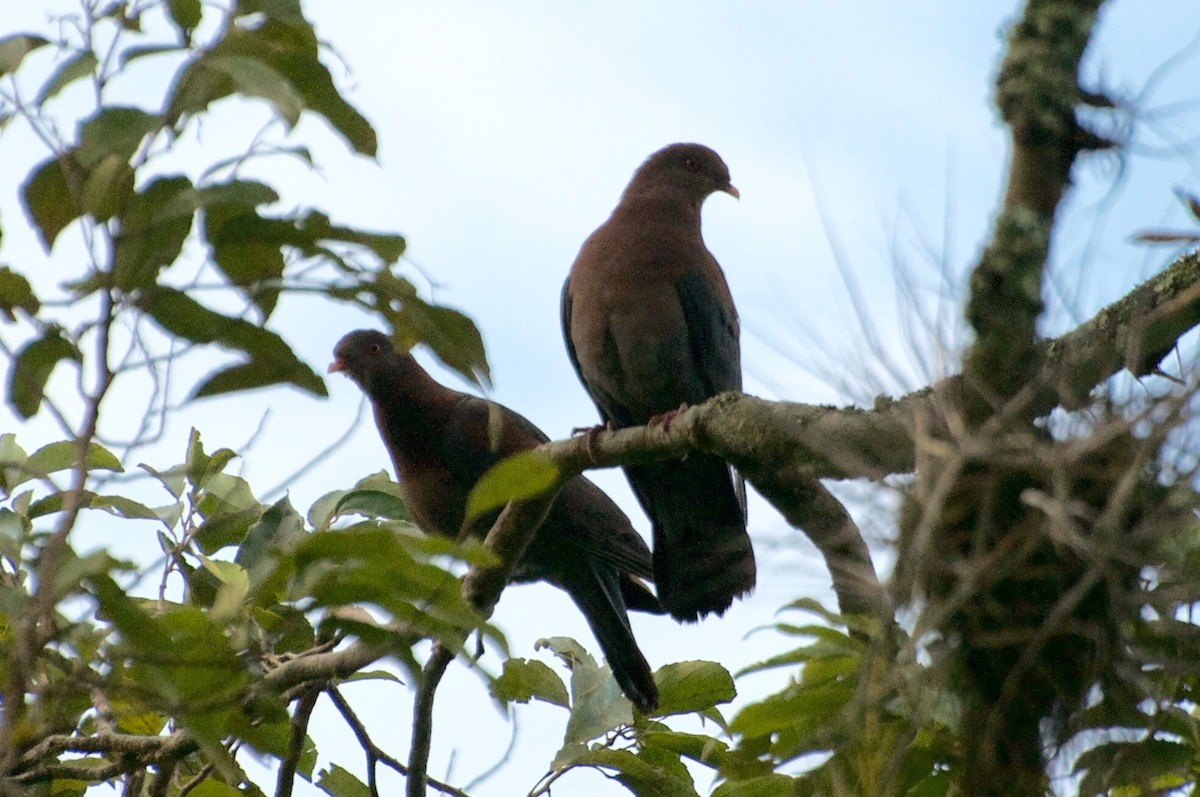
13,730 -> 198,784
256,629 -> 411,697
526,249 -> 1200,624
275,686 -> 320,797
963,0 -> 1110,421
406,496 -> 557,797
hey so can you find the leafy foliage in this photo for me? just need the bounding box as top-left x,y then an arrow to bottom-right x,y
4,1 -> 1200,796
3,0 -> 489,417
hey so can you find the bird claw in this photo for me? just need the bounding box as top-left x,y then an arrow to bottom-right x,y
649,403 -> 690,433
571,422 -> 612,463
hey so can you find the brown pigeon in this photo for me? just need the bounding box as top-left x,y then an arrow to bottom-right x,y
330,329 -> 661,711
561,142 -> 754,623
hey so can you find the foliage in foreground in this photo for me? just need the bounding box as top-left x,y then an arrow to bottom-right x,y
5,0 -> 1200,796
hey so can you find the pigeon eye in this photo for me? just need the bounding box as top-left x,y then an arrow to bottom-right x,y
683,157 -> 701,173
368,343 -> 381,355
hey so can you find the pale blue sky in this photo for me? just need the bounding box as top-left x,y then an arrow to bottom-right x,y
2,2 -> 1199,794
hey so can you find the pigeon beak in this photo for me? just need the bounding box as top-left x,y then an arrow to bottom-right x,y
723,184 -> 740,200
328,358 -> 346,374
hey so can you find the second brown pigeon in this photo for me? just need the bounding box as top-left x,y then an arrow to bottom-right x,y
561,143 -> 756,622
330,329 -> 661,712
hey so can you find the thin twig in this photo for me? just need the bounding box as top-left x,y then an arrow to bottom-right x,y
176,764 -> 215,797
276,686 -> 321,797
407,644 -> 455,797
327,685 -> 471,797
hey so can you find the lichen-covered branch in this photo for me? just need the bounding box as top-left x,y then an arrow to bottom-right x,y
13,731 -> 198,784
964,0 -> 1111,423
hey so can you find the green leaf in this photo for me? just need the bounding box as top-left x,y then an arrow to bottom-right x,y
201,206 -> 288,317
236,0 -> 307,25
119,44 -> 183,68
185,429 -> 239,487
7,327 -> 79,419
26,440 -> 122,479
166,0 -> 203,38
112,703 -> 166,735
316,764 -> 371,797
0,434 -> 30,494
42,774 -> 92,795
711,774 -> 800,797
201,557 -> 250,620
198,470 -> 257,512
297,735 -> 319,781
204,55 -> 304,127
464,450 -> 559,524
253,605 -> 316,654
330,489 -> 410,522
79,494 -> 160,523
137,286 -> 327,397
574,747 -> 700,797
539,636 -> 634,757
77,106 -> 162,169
35,50 -> 98,104
22,155 -> 81,251
192,360 -> 303,397
376,277 -> 490,389
80,154 -> 134,222
653,661 -> 737,717
0,35 -> 50,78
166,12 -> 375,156
299,211 -> 405,263
236,496 -> 305,571
1076,739 -> 1191,797
0,507 -> 30,560
778,597 -> 848,626
24,490 -> 161,524
341,669 -> 404,685
730,679 -> 855,741
112,175 -> 195,290
222,17 -> 376,156
193,179 -> 279,208
27,489 -> 94,518
52,549 -> 125,600
491,658 -> 570,708
140,463 -> 187,499
307,471 -> 400,529
290,526 -> 499,665
641,730 -> 730,771
0,267 -> 40,321
195,506 -> 261,554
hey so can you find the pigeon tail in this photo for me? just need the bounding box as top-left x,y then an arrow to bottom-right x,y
566,561 -> 660,713
631,457 -> 755,623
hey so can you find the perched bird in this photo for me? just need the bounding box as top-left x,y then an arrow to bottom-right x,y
329,329 -> 661,711
561,142 -> 754,623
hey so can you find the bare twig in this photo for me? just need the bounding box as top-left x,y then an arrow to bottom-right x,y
327,686 -> 471,797
407,644 -> 455,797
276,686 -> 320,797
176,764 -> 215,797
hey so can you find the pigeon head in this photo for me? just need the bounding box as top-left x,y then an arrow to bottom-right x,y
329,329 -> 399,386
630,143 -> 739,202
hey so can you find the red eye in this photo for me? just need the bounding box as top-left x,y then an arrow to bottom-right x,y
684,157 -> 701,173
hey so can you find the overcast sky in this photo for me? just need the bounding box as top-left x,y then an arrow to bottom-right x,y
3,2 -> 1200,794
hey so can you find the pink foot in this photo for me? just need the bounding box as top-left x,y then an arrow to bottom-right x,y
649,403 -> 690,432
571,421 -> 612,462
